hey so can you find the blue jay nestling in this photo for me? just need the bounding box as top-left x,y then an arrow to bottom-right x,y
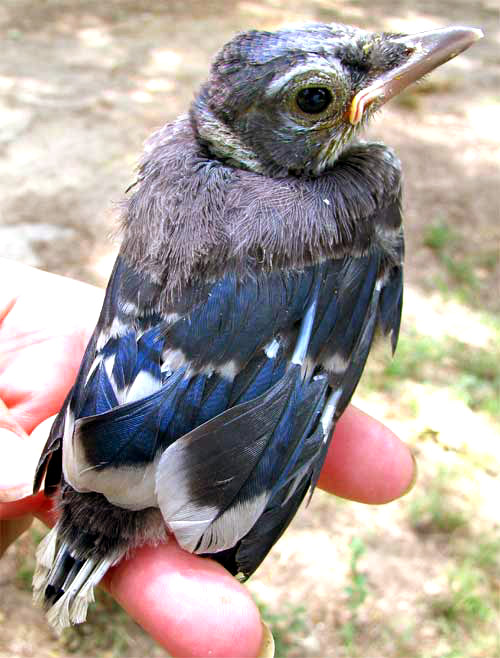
32,22 -> 482,631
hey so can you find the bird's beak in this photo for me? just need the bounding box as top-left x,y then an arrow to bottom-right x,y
349,26 -> 484,125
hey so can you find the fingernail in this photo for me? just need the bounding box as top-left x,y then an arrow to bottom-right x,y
402,449 -> 418,496
257,620 -> 275,658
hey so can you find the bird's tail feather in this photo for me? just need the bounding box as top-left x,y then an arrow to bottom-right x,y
33,524 -> 124,634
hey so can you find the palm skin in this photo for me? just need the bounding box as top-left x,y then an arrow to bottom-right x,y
0,258 -> 414,656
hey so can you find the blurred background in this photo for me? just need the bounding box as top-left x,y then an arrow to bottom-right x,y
0,1 -> 498,656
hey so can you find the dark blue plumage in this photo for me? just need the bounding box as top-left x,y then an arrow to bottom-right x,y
31,21 -> 482,632
60,254 -> 392,482
41,247 -> 397,583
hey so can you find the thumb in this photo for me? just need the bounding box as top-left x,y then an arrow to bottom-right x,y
0,399 -> 53,503
0,401 -> 54,555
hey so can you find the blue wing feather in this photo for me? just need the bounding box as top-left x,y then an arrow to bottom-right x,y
196,376 -> 233,425
230,349 -> 287,405
35,245 -> 402,578
75,369 -> 186,468
203,374 -> 329,576
379,264 -> 403,354
165,268 -> 317,369
132,325 -> 165,379
108,332 -> 138,391
322,252 -> 380,364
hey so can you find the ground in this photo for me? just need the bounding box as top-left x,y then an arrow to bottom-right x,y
0,1 -> 498,657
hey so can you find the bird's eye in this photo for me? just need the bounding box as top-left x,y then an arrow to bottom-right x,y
295,87 -> 333,114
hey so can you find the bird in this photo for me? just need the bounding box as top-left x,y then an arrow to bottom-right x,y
32,22 -> 482,632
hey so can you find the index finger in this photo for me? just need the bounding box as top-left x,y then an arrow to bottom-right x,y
106,542 -> 264,658
317,405 -> 416,503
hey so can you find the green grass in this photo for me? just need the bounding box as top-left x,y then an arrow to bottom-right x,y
257,600 -> 308,658
421,220 -> 497,308
423,221 -> 457,253
15,564 -> 35,592
340,536 -> 370,654
466,535 -> 500,573
370,328 -> 500,421
442,255 -> 479,289
430,562 -> 492,627
475,249 -> 499,271
426,551 -> 499,658
381,331 -> 439,384
407,465 -> 468,535
14,527 -> 38,591
412,484 -> 500,657
447,340 -> 500,417
381,623 -> 417,658
364,522 -> 500,658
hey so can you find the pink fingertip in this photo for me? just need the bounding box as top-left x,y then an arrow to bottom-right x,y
318,406 -> 416,504
107,542 -> 263,658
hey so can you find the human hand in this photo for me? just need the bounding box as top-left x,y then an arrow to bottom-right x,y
0,258 -> 415,657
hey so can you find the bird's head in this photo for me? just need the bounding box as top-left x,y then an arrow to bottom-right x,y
191,23 -> 482,176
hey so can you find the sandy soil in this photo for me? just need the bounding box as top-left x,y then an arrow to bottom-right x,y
0,1 -> 498,657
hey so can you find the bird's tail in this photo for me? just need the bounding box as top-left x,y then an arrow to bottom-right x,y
33,524 -> 124,634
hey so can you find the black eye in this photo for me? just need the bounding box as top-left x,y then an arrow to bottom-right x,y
295,87 -> 333,114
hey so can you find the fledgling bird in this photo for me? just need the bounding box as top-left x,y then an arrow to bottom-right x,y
33,22 -> 482,631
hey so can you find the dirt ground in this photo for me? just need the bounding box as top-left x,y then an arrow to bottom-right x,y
0,1 -> 499,657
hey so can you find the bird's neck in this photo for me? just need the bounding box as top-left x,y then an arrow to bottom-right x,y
190,92 -> 265,175
120,118 -> 402,310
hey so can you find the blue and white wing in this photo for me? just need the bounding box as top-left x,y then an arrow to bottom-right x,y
34,237 -> 403,578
